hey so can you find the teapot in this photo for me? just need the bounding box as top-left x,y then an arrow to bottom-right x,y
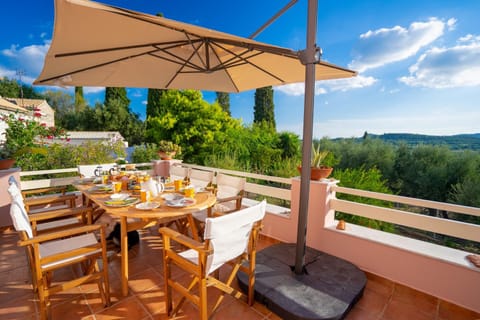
141,179 -> 164,197
94,165 -> 103,177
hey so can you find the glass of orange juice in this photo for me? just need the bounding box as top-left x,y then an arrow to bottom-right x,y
174,179 -> 183,192
140,190 -> 150,202
184,187 -> 195,198
112,181 -> 122,193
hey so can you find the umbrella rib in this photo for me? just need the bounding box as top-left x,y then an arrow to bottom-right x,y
54,40 -> 196,58
36,48 -> 161,84
211,41 -> 287,83
164,39 -> 206,88
100,3 -> 300,58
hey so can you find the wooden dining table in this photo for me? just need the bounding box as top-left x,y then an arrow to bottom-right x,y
74,182 -> 216,296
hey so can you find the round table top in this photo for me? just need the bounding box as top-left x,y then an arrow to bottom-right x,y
75,184 -> 216,219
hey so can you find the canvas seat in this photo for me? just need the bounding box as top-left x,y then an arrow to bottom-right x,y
160,200 -> 266,320
8,177 -> 110,320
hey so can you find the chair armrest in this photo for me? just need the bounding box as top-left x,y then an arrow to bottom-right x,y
22,186 -> 68,197
28,206 -> 92,223
18,224 -> 102,246
216,195 -> 242,204
24,193 -> 77,206
159,227 -> 208,253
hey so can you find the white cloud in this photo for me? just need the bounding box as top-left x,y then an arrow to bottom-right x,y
83,87 -> 105,94
399,36 -> 480,88
349,18 -> 447,72
275,75 -> 376,96
1,41 -> 50,77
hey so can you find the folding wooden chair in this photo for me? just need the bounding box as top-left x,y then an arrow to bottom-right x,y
189,169 -> 214,188
9,177 -> 91,235
169,164 -> 190,181
192,173 -> 246,236
8,179 -> 110,320
160,200 -> 266,320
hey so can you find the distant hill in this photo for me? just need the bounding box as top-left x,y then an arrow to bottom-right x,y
346,133 -> 480,151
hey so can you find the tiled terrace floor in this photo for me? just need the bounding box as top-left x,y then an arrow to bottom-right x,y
1,227 -> 479,320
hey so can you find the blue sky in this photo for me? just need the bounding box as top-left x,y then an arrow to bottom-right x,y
1,0 -> 479,138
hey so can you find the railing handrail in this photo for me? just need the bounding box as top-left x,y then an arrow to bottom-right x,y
332,185 -> 480,217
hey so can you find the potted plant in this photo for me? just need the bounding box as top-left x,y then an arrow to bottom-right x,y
157,140 -> 181,160
0,146 -> 15,170
297,144 -> 337,180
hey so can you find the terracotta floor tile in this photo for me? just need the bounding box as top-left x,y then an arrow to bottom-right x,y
50,295 -> 93,320
136,285 -> 168,316
354,287 -> 389,317
382,298 -> 435,320
94,296 -> 150,319
365,272 -> 395,297
438,299 -> 480,320
0,292 -> 37,320
391,283 -> 438,317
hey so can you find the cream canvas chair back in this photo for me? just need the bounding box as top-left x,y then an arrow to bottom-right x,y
203,200 -> 266,275
215,173 -> 246,199
78,163 -> 116,177
189,169 -> 214,188
169,165 -> 189,181
8,178 -> 34,238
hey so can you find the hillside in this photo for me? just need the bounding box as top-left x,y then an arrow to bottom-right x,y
354,133 -> 480,150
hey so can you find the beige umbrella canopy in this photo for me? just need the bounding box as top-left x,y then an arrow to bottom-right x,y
35,0 -> 356,92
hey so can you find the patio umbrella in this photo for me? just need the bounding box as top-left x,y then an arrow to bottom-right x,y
34,0 -> 356,273
34,0 -> 354,92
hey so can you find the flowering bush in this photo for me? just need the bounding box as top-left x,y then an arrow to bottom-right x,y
0,112 -> 69,169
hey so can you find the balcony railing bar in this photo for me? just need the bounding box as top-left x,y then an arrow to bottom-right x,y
331,198 -> 480,242
332,185 -> 480,217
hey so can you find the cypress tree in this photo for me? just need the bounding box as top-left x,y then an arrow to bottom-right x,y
215,92 -> 230,115
253,86 -> 275,129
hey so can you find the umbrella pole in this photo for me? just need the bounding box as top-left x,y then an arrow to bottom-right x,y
294,0 -> 318,275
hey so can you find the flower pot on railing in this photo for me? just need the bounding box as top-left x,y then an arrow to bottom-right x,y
158,151 -> 176,160
297,166 -> 333,180
0,159 -> 15,170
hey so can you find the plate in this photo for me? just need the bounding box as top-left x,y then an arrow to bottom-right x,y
110,193 -> 130,200
135,202 -> 161,210
88,185 -> 113,193
74,177 -> 96,185
104,197 -> 139,207
166,197 -> 196,208
161,193 -> 183,201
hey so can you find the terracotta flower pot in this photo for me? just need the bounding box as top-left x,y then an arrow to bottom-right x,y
158,151 -> 176,160
0,159 -> 15,170
297,166 -> 333,180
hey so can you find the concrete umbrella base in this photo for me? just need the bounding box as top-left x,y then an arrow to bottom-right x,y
237,243 -> 366,320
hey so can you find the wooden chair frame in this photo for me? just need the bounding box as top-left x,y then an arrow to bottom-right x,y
160,203 -> 264,320
17,224 -> 110,320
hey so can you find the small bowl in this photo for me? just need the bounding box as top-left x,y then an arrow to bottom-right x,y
110,193 -> 130,200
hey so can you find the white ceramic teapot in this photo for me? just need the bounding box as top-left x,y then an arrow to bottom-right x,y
141,179 -> 164,197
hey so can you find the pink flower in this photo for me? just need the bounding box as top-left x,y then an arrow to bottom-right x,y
34,112 -> 42,117
47,135 -> 53,140
40,123 -> 47,127
66,138 -> 71,142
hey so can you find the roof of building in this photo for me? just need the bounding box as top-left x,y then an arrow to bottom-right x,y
0,96 -> 29,113
66,131 -> 125,140
7,97 -> 49,109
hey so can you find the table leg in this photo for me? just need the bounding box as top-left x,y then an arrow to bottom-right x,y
120,216 -> 129,296
186,214 -> 199,241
